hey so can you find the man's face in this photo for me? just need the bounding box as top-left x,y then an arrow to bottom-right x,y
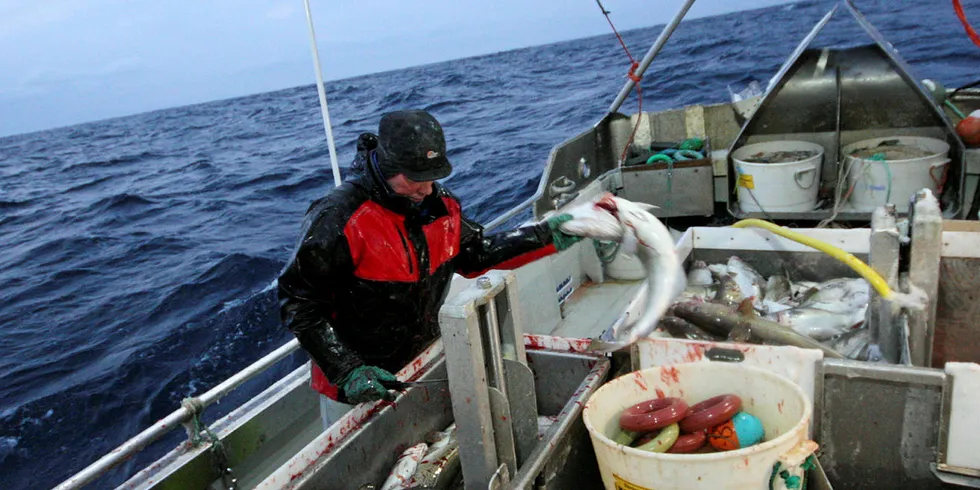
387,173 -> 434,203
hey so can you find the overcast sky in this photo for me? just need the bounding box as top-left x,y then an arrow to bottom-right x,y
0,0 -> 797,137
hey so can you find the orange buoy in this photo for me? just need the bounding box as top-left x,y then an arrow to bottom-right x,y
956,110 -> 980,146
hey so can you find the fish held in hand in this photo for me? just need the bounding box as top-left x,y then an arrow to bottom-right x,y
553,198 -> 624,241
585,193 -> 686,351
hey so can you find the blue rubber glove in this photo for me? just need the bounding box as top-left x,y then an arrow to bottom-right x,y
340,365 -> 397,404
546,213 -> 584,251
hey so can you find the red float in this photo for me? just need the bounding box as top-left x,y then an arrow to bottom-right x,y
956,111 -> 980,146
678,394 -> 741,433
619,397 -> 689,433
666,430 -> 708,453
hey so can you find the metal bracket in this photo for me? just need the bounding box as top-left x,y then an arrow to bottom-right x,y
931,463 -> 980,488
438,270 -> 540,489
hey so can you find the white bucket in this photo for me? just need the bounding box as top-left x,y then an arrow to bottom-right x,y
842,136 -> 950,212
731,141 -> 824,213
582,363 -> 816,490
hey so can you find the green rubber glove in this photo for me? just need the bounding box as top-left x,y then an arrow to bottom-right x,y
546,213 -> 584,251
340,365 -> 397,404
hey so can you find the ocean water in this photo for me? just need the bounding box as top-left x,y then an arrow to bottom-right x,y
1,1 -> 978,488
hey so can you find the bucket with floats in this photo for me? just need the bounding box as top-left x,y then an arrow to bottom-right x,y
582,362 -> 816,490
842,136 -> 950,212
731,141 -> 825,213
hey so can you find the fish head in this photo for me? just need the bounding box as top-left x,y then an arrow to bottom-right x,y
555,195 -> 624,241
595,193 -> 659,229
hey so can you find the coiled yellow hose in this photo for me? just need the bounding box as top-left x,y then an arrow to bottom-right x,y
731,219 -> 895,300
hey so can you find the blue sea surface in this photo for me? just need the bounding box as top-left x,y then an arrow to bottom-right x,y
1,1 -> 978,488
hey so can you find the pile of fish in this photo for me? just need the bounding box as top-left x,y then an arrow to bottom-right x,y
370,424 -> 461,490
660,256 -> 873,360
370,416 -> 560,489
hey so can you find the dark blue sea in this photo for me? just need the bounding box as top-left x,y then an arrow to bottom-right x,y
1,1 -> 977,488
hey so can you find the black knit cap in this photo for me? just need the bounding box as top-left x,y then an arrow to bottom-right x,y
376,109 -> 453,181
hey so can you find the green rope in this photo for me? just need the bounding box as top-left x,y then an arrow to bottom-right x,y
593,239 -> 620,264
946,99 -> 968,119
646,153 -> 672,164
183,398 -> 224,450
768,455 -> 816,490
871,152 -> 892,203
680,137 -> 704,151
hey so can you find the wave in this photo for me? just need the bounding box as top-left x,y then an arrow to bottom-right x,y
86,193 -> 157,214
63,150 -> 162,171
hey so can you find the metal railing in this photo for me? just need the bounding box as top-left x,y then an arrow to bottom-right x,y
53,339 -> 301,490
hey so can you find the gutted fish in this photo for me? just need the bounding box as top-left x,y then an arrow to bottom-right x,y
687,260 -> 714,286
381,442 -> 428,490
826,327 -> 872,360
726,256 -> 765,304
770,307 -> 865,341
555,198 -> 624,242
714,275 -> 743,305
672,301 -> 844,358
408,425 -> 460,489
678,285 -> 717,302
577,193 -> 686,350
660,316 -> 722,341
764,275 -> 792,304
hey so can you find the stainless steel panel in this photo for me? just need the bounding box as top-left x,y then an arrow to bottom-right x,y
908,191 -> 944,367
818,359 -> 945,489
440,300 -> 498,489
511,353 -> 610,490
868,205 -> 902,363
690,248 -> 866,282
620,163 -> 715,217
488,386 -> 518,476
502,359 -> 539,466
298,363 -> 455,490
121,364 -> 320,490
533,115 -> 621,218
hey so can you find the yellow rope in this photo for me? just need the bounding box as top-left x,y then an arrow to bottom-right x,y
731,219 -> 894,300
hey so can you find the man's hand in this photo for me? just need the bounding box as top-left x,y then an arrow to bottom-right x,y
546,213 -> 584,251
340,365 -> 397,404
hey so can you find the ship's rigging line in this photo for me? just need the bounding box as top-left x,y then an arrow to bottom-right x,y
595,0 -> 644,164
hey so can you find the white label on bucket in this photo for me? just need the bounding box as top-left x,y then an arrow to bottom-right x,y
738,174 -> 755,189
613,474 -> 654,490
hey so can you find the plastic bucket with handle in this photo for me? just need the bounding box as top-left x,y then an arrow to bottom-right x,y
582,362 -> 816,490
732,141 -> 824,213
842,136 -> 950,212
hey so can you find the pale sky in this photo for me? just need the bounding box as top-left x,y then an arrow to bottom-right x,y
0,0 -> 797,137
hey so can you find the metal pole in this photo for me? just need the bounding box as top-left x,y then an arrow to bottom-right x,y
53,339 -> 301,490
303,0 -> 342,187
607,0 -> 697,115
482,301 -> 508,394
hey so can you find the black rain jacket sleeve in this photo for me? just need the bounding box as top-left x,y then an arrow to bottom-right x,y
454,213 -> 554,278
278,199 -> 364,384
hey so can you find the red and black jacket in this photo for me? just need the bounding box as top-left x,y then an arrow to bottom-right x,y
277,139 -> 556,401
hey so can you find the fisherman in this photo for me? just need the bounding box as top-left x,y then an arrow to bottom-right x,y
278,109 -> 585,427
